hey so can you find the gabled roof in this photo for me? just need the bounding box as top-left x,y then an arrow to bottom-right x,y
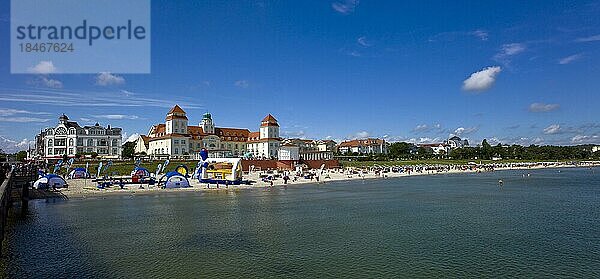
215,127 -> 251,137
261,114 -> 279,127
168,105 -> 186,114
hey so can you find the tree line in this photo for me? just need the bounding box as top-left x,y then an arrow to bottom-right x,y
381,140 -> 599,161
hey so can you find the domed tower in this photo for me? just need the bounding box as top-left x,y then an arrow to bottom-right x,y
200,112 -> 215,134
58,114 -> 69,125
165,105 -> 188,134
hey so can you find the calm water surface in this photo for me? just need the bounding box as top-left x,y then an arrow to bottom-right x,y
2,168 -> 600,278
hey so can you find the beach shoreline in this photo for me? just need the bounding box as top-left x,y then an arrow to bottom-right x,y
34,161 -> 600,200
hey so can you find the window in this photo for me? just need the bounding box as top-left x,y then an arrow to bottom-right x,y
69,138 -> 74,146
174,148 -> 179,154
48,139 -> 53,146
174,139 -> 179,144
47,148 -> 53,155
112,139 -> 118,146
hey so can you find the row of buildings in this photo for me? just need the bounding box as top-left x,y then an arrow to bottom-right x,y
30,105 -> 470,160
132,105 -> 375,160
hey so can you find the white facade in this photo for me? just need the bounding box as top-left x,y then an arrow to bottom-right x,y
278,145 -> 300,160
246,114 -> 281,159
34,114 -> 122,159
338,138 -> 388,154
139,105 -> 280,159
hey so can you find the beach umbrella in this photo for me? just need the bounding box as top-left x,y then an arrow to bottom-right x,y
155,163 -> 162,177
65,158 -> 75,173
97,162 -> 103,177
53,159 -> 63,174
161,159 -> 170,173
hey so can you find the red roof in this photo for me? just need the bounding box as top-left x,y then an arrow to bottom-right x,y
260,114 -> 279,127
338,138 -> 385,148
168,105 -> 186,114
153,124 -> 166,134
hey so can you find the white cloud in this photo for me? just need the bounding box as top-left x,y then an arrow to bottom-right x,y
0,136 -> 34,153
93,114 -> 140,120
0,88 -> 204,110
27,61 -> 58,74
470,30 -> 489,41
353,131 -> 369,139
96,72 -> 125,86
124,133 -> 140,143
120,89 -> 135,96
281,130 -> 306,138
499,43 -> 525,56
0,108 -> 51,122
462,66 -> 502,92
0,108 -> 50,117
412,123 -> 443,133
543,124 -> 561,135
40,76 -> 63,88
332,0 -> 359,14
558,54 -> 583,65
571,135 -> 600,144
234,80 -> 249,88
357,36 -> 371,47
405,137 -> 443,144
0,117 -> 51,123
413,124 -> 429,132
452,126 -> 478,136
493,43 -> 526,64
576,34 -> 600,42
529,103 -> 560,112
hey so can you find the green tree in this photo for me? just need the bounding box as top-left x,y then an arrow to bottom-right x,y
16,150 -> 27,162
481,139 -> 492,160
122,141 -> 136,159
388,142 -> 415,159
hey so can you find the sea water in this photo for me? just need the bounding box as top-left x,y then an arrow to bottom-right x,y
2,167 -> 599,278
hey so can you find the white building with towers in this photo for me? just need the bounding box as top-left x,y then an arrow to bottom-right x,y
137,105 -> 281,159
33,114 -> 122,160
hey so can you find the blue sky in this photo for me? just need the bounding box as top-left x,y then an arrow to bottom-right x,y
1,0 -> 600,152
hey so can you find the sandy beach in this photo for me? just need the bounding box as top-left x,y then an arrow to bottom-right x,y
36,161 -> 600,199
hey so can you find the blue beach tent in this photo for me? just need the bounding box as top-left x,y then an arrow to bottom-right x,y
68,167 -> 90,179
161,171 -> 190,188
33,174 -> 68,189
131,167 -> 151,178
